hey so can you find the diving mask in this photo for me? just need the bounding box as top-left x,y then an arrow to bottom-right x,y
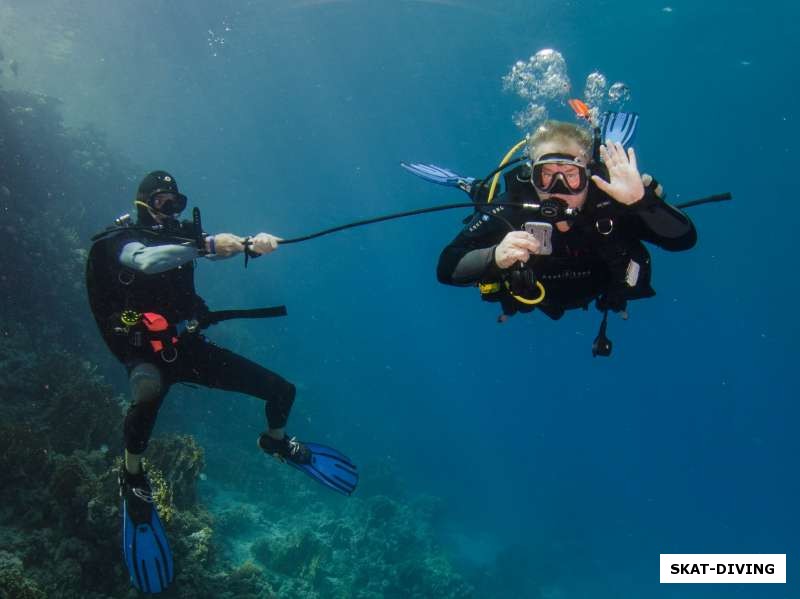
148,191 -> 187,217
531,153 -> 589,195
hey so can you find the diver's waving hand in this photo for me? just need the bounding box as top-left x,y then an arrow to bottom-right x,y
591,141 -> 646,206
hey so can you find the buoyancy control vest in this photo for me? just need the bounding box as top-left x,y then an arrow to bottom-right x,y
85,220 -> 208,361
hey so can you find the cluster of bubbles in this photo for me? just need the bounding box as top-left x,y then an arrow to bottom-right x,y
502,49 -> 570,101
502,49 -> 570,130
583,72 -> 607,108
512,104 -> 548,130
584,72 -> 631,107
608,82 -> 632,105
207,19 -> 232,57
581,72 -> 631,124
503,49 -> 632,131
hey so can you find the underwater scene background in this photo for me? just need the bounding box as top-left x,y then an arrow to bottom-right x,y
1,0 -> 798,597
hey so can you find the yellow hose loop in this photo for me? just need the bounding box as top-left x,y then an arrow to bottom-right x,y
487,139 -> 528,203
510,280 -> 546,305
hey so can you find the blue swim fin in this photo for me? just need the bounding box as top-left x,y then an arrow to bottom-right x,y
120,470 -> 174,594
600,111 -> 639,149
287,441 -> 359,496
400,162 -> 475,191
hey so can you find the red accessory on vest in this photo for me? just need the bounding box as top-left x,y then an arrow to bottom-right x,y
141,312 -> 178,352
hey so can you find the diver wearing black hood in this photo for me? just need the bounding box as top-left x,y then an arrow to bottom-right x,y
437,121 -> 696,346
87,171 -> 313,478
88,172 -> 359,593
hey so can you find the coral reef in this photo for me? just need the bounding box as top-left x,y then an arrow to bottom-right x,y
231,486 -> 473,598
147,435 -> 206,510
0,550 -> 47,599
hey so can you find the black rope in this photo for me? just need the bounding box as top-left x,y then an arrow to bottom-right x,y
278,202 -> 480,244
277,192 -> 732,245
675,192 -> 732,210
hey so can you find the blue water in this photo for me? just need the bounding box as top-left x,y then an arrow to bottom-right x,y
5,0 -> 799,595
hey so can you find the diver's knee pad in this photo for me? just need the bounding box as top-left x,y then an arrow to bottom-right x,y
129,363 -> 163,404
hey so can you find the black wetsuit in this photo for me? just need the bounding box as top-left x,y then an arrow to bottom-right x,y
437,174 -> 697,319
86,225 -> 294,454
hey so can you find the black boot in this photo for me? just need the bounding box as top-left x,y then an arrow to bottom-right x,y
258,433 -> 312,465
119,468 -> 154,522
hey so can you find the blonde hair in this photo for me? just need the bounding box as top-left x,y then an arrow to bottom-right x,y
528,120 -> 592,162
